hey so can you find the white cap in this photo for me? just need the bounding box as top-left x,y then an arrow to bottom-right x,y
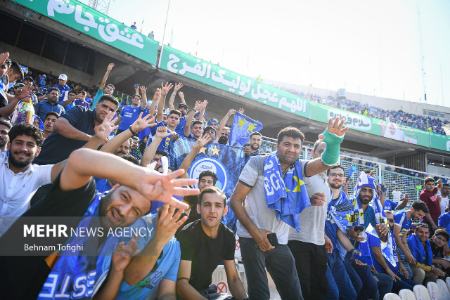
58,74 -> 68,81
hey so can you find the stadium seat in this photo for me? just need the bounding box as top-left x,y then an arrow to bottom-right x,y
383,293 -> 401,300
426,281 -> 445,300
398,289 -> 416,300
436,279 -> 450,298
413,284 -> 431,300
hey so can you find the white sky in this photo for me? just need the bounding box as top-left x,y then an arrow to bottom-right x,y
104,0 -> 450,108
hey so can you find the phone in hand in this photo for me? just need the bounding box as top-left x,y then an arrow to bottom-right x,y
267,233 -> 278,247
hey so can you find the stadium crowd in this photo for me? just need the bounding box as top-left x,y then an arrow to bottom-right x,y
304,93 -> 448,136
1,51 -> 450,300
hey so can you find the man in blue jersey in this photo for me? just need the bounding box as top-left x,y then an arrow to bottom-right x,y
117,86 -> 148,134
53,74 -> 71,103
393,200 -> 429,277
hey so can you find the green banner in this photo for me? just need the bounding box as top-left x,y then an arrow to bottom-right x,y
160,46 -> 450,152
159,46 -> 309,117
14,0 -> 159,65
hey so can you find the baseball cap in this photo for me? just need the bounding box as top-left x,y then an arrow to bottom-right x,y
10,60 -> 24,81
58,74 -> 68,81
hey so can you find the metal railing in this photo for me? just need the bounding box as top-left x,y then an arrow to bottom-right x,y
261,136 -> 449,202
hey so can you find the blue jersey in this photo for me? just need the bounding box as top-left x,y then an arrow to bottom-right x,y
118,105 -> 145,131
53,83 -> 71,103
394,210 -> 411,230
149,122 -> 178,153
117,216 -> 180,300
383,199 -> 398,211
38,75 -> 47,88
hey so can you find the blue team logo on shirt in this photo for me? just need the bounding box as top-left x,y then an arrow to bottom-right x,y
188,158 -> 227,191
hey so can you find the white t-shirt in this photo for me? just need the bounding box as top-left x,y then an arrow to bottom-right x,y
440,196 -> 449,216
288,171 -> 330,245
0,152 -> 53,236
236,155 -> 307,245
392,190 -> 402,202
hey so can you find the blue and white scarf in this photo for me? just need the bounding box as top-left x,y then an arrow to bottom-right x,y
38,194 -> 118,299
263,153 -> 310,231
328,190 -> 354,232
366,223 -> 397,268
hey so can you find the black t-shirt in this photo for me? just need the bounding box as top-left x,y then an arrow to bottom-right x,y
431,240 -> 444,259
183,195 -> 200,225
34,107 -> 96,165
0,174 -> 96,300
176,220 -> 235,291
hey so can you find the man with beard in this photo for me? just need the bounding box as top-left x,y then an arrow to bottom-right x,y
243,131 -> 262,157
34,88 -> 65,122
0,146 -> 198,299
349,172 -> 394,300
34,95 -> 119,164
0,124 -> 64,236
407,224 -> 446,284
325,165 -> 359,300
42,112 -> 59,140
393,200 -> 429,271
231,117 -> 347,300
177,187 -> 248,300
0,118 -> 11,151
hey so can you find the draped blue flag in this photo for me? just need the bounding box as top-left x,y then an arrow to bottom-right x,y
229,112 -> 263,147
38,195 -> 118,299
263,153 -> 310,231
169,138 -> 245,197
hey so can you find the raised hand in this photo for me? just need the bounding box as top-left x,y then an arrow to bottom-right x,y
178,91 -> 185,100
94,111 -> 118,141
137,169 -> 199,210
153,88 -> 161,101
131,112 -> 156,133
111,238 -> 137,273
238,107 -> 245,114
139,85 -> 147,97
195,133 -> 212,149
154,204 -> 188,246
173,82 -> 184,92
161,82 -> 174,96
107,62 -> 115,71
327,116 -> 348,137
227,108 -> 237,116
200,100 -> 208,111
155,126 -> 170,139
194,100 -> 203,111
